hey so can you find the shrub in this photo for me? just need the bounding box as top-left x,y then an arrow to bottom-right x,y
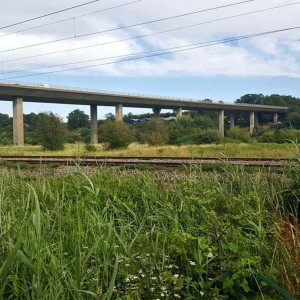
194,129 -> 222,144
226,127 -> 252,143
275,129 -> 300,143
84,143 -> 97,152
99,120 -> 134,149
138,119 -> 169,145
36,112 -> 67,150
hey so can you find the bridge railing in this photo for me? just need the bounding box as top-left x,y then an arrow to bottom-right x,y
0,79 -> 287,110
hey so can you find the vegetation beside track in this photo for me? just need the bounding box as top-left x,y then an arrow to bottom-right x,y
0,142 -> 299,158
1,164 -> 300,299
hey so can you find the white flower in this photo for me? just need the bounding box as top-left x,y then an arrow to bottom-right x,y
207,252 -> 214,258
200,291 -> 204,296
174,294 -> 181,299
189,261 -> 196,266
174,274 -> 180,278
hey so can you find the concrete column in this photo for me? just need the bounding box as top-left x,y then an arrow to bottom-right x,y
230,113 -> 235,129
13,97 -> 24,146
153,108 -> 161,117
115,104 -> 123,122
250,111 -> 255,134
254,113 -> 259,127
273,113 -> 278,125
219,110 -> 224,138
90,105 -> 98,144
174,107 -> 183,119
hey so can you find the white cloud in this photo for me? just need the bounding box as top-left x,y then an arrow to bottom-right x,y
0,0 -> 300,79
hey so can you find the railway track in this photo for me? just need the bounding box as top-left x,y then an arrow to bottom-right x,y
0,156 -> 297,167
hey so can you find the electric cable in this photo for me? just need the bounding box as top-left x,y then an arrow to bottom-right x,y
1,1 -> 299,66
0,0 -> 104,30
0,0 -> 254,54
2,25 -> 299,80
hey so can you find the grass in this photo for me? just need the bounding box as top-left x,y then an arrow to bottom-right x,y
0,142 -> 299,158
0,164 -> 300,299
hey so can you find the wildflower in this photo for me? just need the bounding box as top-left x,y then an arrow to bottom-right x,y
207,252 -> 213,258
174,274 -> 180,278
174,294 -> 181,299
189,261 -> 196,266
151,277 -> 157,280
200,291 -> 204,296
125,263 -> 130,267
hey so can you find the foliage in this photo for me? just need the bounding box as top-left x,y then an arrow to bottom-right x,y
99,120 -> 134,149
138,118 -> 169,145
226,127 -> 252,143
275,129 -> 300,143
35,112 -> 67,150
84,143 -> 97,152
67,109 -> 89,130
0,165 -> 294,299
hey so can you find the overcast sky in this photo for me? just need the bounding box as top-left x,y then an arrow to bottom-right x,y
0,0 -> 300,118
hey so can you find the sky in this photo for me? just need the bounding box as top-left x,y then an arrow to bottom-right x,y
0,0 -> 300,119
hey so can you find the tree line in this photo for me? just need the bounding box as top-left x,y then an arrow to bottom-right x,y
0,94 -> 299,150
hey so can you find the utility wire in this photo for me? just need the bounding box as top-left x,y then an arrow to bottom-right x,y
0,0 -> 104,30
0,0 -> 144,39
2,25 -> 300,80
0,0 -> 254,54
2,1 -> 300,65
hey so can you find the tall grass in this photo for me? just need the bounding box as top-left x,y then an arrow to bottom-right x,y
0,142 -> 299,158
0,165 -> 297,299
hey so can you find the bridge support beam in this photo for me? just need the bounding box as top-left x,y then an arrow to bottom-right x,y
153,108 -> 161,117
273,113 -> 278,125
219,110 -> 224,138
115,104 -> 123,122
250,111 -> 255,134
230,113 -> 235,129
174,107 -> 183,120
254,113 -> 259,127
13,97 -> 24,146
90,105 -> 98,144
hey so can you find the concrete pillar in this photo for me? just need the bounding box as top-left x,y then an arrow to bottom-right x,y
230,113 -> 235,129
219,110 -> 224,138
250,111 -> 255,134
254,113 -> 259,127
115,104 -> 123,122
174,107 -> 183,119
13,97 -> 24,146
90,105 -> 98,144
153,108 -> 161,117
274,113 -> 278,125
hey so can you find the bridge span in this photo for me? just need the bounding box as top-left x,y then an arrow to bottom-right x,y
0,82 -> 288,146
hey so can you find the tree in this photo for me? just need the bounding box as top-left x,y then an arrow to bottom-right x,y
36,112 -> 67,150
67,109 -> 89,130
99,120 -> 134,149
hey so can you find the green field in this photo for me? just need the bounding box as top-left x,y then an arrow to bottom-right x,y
0,142 -> 299,158
0,164 -> 300,299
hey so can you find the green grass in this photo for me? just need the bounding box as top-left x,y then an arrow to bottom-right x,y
0,142 -> 299,158
0,164 -> 298,299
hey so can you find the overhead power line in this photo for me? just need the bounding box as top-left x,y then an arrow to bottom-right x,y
2,25 -> 300,80
0,0 -> 104,30
0,0 -> 144,39
2,1 -> 300,65
0,0 -> 254,55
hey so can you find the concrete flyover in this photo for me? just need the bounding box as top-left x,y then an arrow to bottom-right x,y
0,82 -> 288,146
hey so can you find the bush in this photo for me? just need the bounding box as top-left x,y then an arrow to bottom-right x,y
84,143 -> 97,152
36,112 -> 67,150
226,127 -> 252,143
138,119 -> 169,145
257,131 -> 276,143
275,129 -> 300,143
99,120 -> 134,149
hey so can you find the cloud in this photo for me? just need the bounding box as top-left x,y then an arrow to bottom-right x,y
0,0 -> 300,79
